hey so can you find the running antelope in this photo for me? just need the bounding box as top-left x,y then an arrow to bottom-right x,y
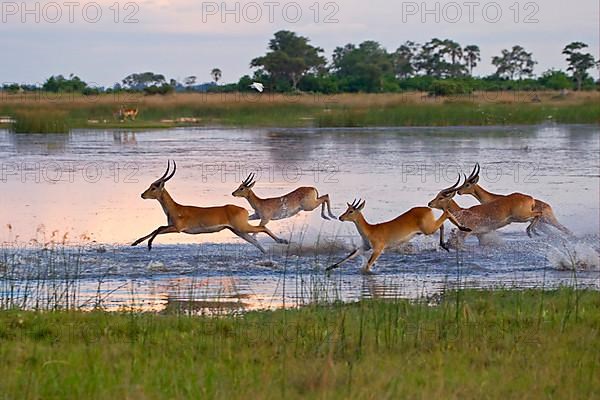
458,163 -> 571,235
132,161 -> 288,252
428,176 -> 542,248
232,173 -> 336,226
326,199 -> 471,273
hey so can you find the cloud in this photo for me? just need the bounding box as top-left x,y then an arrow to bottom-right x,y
1,0 -> 598,85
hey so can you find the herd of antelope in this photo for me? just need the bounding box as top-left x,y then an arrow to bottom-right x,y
133,161 -> 570,274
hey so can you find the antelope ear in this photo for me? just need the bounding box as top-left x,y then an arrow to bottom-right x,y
247,181 -> 255,188
472,175 -> 480,184
358,200 -> 366,210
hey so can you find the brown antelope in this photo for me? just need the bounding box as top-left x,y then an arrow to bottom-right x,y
132,161 -> 288,252
428,176 -> 542,248
232,173 -> 337,226
326,199 -> 471,273
458,163 -> 571,235
114,107 -> 138,121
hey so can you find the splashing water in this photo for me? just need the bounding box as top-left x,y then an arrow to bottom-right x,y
546,241 -> 600,271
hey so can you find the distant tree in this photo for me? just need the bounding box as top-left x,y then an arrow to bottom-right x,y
414,38 -> 465,78
442,39 -> 464,77
42,74 -> 87,93
251,30 -> 326,90
237,75 -> 254,91
562,42 -> 598,91
332,41 -> 394,92
122,72 -> 166,90
492,46 -> 537,80
538,69 -> 571,90
184,76 -> 197,89
392,41 -> 418,79
463,45 -> 481,76
211,68 -> 222,84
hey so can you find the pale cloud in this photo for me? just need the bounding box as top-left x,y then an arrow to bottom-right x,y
1,0 -> 597,86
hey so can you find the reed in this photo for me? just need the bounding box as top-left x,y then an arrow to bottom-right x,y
0,288 -> 597,399
11,109 -> 72,133
1,91 -> 598,132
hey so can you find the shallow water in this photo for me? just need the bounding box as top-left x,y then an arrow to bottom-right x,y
1,125 -> 599,311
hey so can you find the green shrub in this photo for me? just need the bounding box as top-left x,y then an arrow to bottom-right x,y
428,80 -> 473,96
12,109 -> 71,133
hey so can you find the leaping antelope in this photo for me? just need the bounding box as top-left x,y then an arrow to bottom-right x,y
132,161 -> 288,252
326,199 -> 471,274
232,173 -> 337,226
428,176 -> 542,248
458,164 -> 571,235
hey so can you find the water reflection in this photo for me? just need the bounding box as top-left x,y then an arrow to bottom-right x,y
112,131 -> 137,146
6,132 -> 71,154
0,125 -> 598,245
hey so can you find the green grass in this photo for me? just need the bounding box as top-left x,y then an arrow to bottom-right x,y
1,92 -> 598,132
1,288 -> 598,399
315,102 -> 600,127
11,109 -> 72,133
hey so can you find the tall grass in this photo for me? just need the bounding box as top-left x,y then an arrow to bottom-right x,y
1,228 -> 597,397
11,109 -> 72,133
0,289 -> 598,399
1,91 -> 598,132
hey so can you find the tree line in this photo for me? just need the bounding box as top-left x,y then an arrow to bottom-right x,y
2,31 -> 598,96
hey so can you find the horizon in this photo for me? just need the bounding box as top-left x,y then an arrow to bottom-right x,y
1,0 -> 598,87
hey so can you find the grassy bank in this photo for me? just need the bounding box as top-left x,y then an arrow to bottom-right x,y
1,288 -> 598,399
1,91 -> 599,132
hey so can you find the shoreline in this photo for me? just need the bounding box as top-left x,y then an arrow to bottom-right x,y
1,91 -> 598,132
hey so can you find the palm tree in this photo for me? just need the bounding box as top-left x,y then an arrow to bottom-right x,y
463,45 -> 481,76
442,40 -> 463,77
211,68 -> 222,85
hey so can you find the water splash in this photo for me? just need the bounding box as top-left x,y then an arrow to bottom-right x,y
546,241 -> 600,271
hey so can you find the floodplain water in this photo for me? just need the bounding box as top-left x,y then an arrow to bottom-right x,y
1,125 -> 598,312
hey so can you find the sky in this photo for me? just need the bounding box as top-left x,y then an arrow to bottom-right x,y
1,0 -> 598,86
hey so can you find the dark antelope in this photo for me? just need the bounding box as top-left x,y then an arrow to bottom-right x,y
428,176 -> 542,248
457,163 -> 570,235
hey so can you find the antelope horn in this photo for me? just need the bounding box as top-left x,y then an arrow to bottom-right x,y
153,161 -> 171,184
164,160 -> 177,183
468,163 -> 480,181
441,175 -> 462,194
243,173 -> 255,186
467,164 -> 477,180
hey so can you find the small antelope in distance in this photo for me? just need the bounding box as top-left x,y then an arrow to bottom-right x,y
232,173 -> 337,226
114,106 -> 138,121
458,163 -> 571,235
132,161 -> 288,252
327,199 -> 471,274
428,176 -> 542,248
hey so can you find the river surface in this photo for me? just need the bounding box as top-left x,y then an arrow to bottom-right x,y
1,125 -> 599,312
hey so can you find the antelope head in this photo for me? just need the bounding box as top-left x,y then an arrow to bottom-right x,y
232,173 -> 256,198
457,163 -> 481,196
428,175 -> 462,210
339,199 -> 366,222
141,160 -> 176,199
